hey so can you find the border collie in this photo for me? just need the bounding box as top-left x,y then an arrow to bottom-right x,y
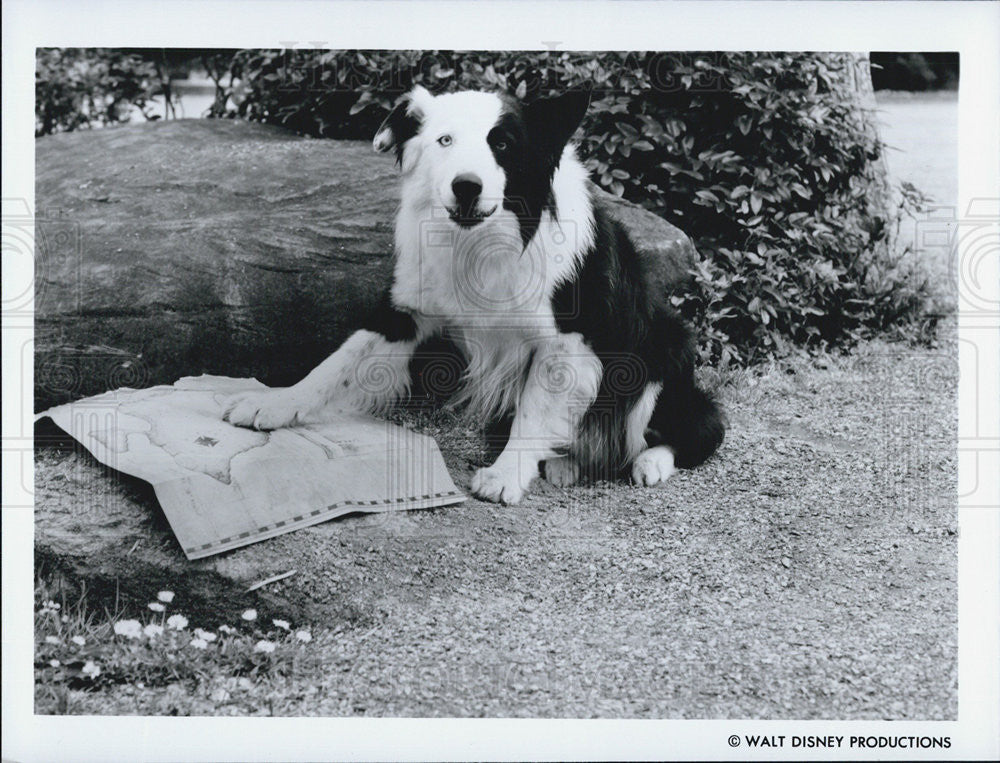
224,86 -> 724,504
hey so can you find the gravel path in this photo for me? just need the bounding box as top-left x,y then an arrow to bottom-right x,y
53,323 -> 957,718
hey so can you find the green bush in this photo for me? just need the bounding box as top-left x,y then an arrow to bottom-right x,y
225,50 -> 940,365
35,48 -> 169,136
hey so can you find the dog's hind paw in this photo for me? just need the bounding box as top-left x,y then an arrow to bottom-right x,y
631,446 -> 675,486
222,389 -> 309,431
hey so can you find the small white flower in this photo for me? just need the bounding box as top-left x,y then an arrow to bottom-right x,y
44,600 -> 61,611
148,602 -> 166,613
143,623 -> 164,638
254,640 -> 276,653
218,624 -> 236,634
194,628 -> 217,642
241,609 -> 257,621
157,591 -> 175,603
71,635 -> 86,646
190,637 -> 208,650
166,614 -> 189,630
81,661 -> 101,678
61,615 -> 69,623
272,619 -> 290,631
113,619 -> 142,639
295,630 -> 312,643
49,659 -> 61,668
45,635 -> 62,645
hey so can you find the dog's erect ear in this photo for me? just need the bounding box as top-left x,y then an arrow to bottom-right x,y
523,87 -> 592,161
373,85 -> 435,164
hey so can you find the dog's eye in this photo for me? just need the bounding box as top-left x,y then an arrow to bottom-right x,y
494,140 -> 508,152
437,135 -> 453,147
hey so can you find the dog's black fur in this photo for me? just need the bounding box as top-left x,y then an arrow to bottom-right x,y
552,204 -> 724,476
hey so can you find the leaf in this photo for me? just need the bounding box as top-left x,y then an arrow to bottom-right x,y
631,140 -> 654,151
750,193 -> 763,214
616,122 -> 639,138
348,93 -> 373,115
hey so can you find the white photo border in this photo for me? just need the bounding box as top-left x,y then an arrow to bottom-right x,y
3,1 -> 997,760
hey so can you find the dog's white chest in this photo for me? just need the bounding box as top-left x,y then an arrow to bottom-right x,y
392,208 -> 556,328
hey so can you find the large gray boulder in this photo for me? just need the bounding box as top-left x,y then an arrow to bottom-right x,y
35,119 -> 696,410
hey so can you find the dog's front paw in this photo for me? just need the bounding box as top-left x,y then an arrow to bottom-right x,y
471,463 -> 531,505
222,389 -> 309,431
631,446 -> 676,486
543,456 -> 579,487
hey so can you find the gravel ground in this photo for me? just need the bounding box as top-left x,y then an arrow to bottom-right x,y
48,322 -> 958,719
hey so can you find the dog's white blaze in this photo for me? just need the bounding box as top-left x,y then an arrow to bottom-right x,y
396,90 -> 509,214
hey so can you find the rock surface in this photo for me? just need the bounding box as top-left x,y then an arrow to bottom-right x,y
34,119 -> 696,411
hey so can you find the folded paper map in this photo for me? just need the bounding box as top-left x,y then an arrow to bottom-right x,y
39,375 -> 464,559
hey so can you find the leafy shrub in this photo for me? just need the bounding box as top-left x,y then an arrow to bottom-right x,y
35,48 -> 170,136
224,50 -> 940,364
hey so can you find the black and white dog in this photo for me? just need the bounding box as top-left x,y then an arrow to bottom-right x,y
224,86 -> 724,504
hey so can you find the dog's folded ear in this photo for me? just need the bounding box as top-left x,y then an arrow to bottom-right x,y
523,86 -> 593,162
373,85 -> 435,165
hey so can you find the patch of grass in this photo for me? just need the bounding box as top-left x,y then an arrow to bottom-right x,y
34,567 -> 319,715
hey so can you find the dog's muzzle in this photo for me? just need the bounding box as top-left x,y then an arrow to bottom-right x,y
449,173 -> 497,228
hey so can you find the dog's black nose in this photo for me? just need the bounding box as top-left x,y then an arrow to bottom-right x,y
451,173 -> 483,204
